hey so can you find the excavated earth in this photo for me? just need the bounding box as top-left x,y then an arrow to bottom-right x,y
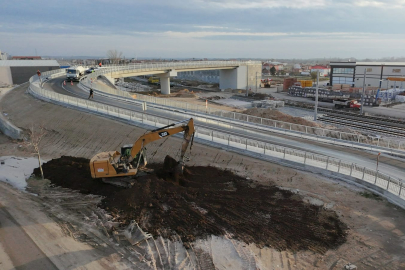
34,156 -> 347,253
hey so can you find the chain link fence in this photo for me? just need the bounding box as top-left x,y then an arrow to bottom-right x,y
29,72 -> 405,203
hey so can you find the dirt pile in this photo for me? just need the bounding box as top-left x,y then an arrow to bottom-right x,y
34,156 -> 347,253
248,93 -> 274,100
205,95 -> 223,101
244,107 -> 320,127
172,89 -> 196,98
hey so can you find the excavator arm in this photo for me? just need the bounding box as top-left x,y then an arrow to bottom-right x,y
130,118 -> 195,162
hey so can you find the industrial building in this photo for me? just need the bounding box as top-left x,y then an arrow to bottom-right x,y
310,65 -> 330,77
0,60 -> 59,85
330,62 -> 405,89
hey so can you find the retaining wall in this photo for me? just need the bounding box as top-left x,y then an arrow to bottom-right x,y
0,84 -> 24,139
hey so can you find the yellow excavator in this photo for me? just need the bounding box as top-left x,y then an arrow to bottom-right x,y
90,118 -> 195,187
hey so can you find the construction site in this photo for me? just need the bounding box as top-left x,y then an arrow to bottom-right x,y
1,63 -> 405,270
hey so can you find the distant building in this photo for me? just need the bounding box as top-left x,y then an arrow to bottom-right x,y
292,64 -> 302,73
12,56 -> 42,60
293,64 -> 301,69
0,60 -> 59,85
271,64 -> 284,71
330,62 -> 405,88
310,65 -> 330,77
0,50 -> 10,60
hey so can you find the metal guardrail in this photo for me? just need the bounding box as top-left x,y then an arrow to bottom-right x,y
84,60 -> 260,76
29,70 -> 405,205
80,75 -> 405,153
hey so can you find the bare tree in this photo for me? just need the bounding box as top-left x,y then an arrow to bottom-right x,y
310,71 -> 318,82
107,50 -> 123,65
22,124 -> 47,179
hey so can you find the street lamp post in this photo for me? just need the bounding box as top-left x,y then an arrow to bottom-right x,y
314,70 -> 319,121
360,68 -> 366,115
256,72 -> 258,93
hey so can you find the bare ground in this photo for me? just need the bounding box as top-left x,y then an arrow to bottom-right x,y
244,107 -> 320,127
0,84 -> 405,268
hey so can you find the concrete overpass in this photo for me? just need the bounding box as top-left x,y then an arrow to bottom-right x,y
82,61 -> 262,94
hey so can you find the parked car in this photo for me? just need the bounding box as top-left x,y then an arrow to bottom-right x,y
86,67 -> 96,74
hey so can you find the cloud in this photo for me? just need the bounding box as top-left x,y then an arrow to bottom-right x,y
352,0 -> 405,8
1,0 -> 405,58
193,0 -> 405,9
197,0 -> 327,9
194,26 -> 229,29
162,30 -> 376,39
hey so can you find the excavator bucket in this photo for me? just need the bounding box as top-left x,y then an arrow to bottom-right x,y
123,221 -> 152,245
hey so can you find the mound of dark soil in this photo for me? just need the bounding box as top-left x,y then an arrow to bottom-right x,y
34,156 -> 347,253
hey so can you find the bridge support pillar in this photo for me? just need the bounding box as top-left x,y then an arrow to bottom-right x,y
158,69 -> 177,95
219,64 -> 261,91
160,77 -> 170,95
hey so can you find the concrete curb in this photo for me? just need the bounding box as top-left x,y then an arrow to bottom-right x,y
0,83 -> 26,140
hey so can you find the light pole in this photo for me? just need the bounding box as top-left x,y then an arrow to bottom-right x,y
376,152 -> 381,171
256,72 -> 258,93
314,70 -> 319,121
360,68 -> 366,115
246,65 -> 249,97
376,79 -> 383,102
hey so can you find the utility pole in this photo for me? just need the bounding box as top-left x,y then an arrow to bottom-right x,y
360,68 -> 366,115
246,65 -> 249,97
314,70 -> 319,121
256,72 -> 258,93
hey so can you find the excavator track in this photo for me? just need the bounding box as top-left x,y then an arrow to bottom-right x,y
101,169 -> 154,188
102,177 -> 136,188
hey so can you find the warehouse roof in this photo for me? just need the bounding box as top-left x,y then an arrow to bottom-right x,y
0,60 -> 59,67
356,62 -> 405,66
331,61 -> 405,66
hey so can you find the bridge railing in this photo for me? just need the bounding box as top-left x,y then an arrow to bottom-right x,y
28,71 -> 405,207
82,60 -> 260,83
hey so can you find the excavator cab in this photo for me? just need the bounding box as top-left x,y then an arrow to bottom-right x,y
121,144 -> 133,157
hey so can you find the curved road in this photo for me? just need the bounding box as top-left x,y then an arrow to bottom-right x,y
44,77 -> 405,180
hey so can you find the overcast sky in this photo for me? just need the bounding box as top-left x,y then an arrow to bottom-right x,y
1,0 -> 405,59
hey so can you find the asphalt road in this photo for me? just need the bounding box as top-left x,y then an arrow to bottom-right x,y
44,77 -> 405,180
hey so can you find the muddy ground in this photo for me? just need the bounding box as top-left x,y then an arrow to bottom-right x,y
34,156 -> 347,254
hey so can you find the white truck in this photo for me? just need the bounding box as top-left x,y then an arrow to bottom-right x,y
66,66 -> 86,82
